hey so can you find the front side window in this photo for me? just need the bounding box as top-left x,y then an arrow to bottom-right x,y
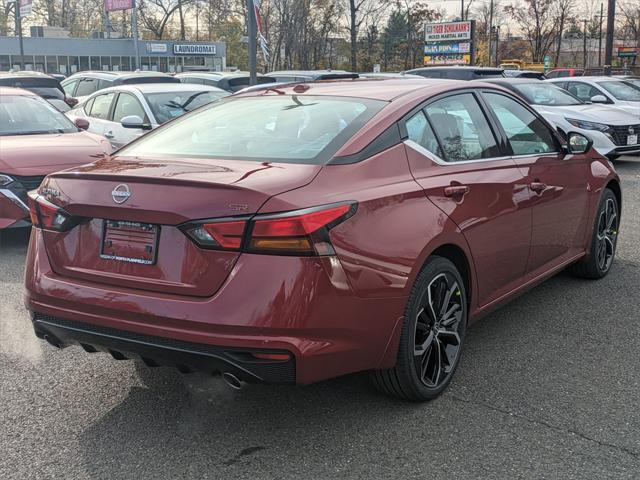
62,80 -> 77,96
89,92 -> 115,119
484,92 -> 558,156
112,93 -> 147,123
424,93 -> 499,162
565,82 -> 605,102
119,95 -> 385,164
0,94 -> 77,136
597,81 -> 640,101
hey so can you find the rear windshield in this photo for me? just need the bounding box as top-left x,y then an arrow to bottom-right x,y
119,95 -> 385,164
0,94 -> 77,136
144,90 -> 230,124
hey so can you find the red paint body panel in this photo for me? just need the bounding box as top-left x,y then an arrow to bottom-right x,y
24,79 -> 620,385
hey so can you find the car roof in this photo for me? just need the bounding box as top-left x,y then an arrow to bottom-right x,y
89,83 -> 228,95
235,77 -> 465,101
481,78 -> 544,85
552,76 -> 624,82
65,71 -> 175,80
0,86 -> 38,96
407,66 -> 504,72
0,70 -> 56,79
267,70 -> 353,77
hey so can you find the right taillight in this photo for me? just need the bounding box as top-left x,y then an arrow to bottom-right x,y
181,202 -> 356,256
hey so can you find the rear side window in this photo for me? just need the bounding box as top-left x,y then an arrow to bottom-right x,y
405,110 -> 443,158
119,95 -> 385,165
424,93 -> 499,162
88,92 -> 115,119
484,92 -> 558,155
75,78 -> 98,97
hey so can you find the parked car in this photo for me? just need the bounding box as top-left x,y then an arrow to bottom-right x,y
176,72 -> 277,92
405,66 -> 505,80
61,71 -> 180,104
266,69 -> 358,82
503,69 -> 546,80
0,71 -> 77,112
546,76 -> 640,116
615,76 -> 640,88
546,68 -> 584,78
66,83 -> 229,149
358,72 -> 424,79
25,78 -> 620,401
483,78 -> 640,159
0,87 -> 111,229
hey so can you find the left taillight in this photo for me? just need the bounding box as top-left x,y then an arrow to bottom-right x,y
181,202 -> 357,256
27,191 -> 81,232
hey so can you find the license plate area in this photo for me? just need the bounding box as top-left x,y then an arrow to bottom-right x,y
100,220 -> 159,265
627,134 -> 638,146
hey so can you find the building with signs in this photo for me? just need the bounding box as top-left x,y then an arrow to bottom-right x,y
424,21 -> 475,66
0,36 -> 227,74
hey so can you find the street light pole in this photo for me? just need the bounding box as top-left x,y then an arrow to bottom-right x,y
583,19 -> 588,68
131,0 -> 140,70
246,0 -> 257,85
598,2 -> 603,66
13,1 -> 25,70
488,0 -> 494,67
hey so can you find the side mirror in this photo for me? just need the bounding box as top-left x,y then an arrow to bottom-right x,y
74,118 -> 90,130
121,115 -> 152,130
590,94 -> 608,103
65,96 -> 79,108
566,132 -> 593,154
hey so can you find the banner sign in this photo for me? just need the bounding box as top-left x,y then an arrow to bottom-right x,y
19,0 -> 33,17
425,21 -> 472,42
146,43 -> 168,53
424,42 -> 470,55
105,0 -> 133,12
424,54 -> 471,66
173,44 -> 217,55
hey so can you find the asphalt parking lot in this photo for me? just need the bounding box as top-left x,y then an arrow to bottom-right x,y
1,155 -> 639,480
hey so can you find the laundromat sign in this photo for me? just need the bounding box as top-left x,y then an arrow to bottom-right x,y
173,44 -> 217,55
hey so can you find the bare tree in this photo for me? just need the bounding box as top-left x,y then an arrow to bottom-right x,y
346,0 -> 389,70
504,0 -> 559,62
553,0 -> 575,67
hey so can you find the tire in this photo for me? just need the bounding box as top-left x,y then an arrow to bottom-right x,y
370,256 -> 467,401
571,188 -> 619,279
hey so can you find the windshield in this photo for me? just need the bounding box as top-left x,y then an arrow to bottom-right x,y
514,83 -> 583,106
0,94 -> 77,136
120,95 -> 385,164
597,81 -> 640,101
144,90 -> 230,124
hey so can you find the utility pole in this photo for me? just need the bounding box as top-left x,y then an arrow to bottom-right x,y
461,0 -> 464,21
583,19 -> 588,68
603,0 -> 615,75
131,0 -> 140,70
598,3 -> 603,66
495,26 -> 500,67
246,0 -> 257,85
488,0 -> 494,67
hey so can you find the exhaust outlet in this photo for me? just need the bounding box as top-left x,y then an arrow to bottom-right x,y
222,372 -> 245,390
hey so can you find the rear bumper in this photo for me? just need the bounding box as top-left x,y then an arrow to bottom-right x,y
32,312 -> 296,383
25,229 -> 406,384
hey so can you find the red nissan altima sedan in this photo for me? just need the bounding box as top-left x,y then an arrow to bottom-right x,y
0,87 -> 111,230
25,78 -> 621,401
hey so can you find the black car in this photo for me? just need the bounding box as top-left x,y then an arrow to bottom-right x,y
61,71 -> 180,102
0,71 -> 75,112
404,66 -> 505,80
176,72 -> 277,92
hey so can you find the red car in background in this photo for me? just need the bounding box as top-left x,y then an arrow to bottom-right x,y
0,87 -> 111,229
25,79 -> 621,401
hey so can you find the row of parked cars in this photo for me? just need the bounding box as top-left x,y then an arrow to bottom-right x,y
1,65 -> 638,232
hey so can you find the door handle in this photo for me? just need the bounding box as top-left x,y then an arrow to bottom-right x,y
444,185 -> 470,197
104,131 -> 114,139
530,181 -> 547,193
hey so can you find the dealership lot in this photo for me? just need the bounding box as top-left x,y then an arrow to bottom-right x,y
1,155 -> 638,479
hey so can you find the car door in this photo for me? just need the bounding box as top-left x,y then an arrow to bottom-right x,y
481,90 -> 590,274
85,92 -> 117,141
404,91 -> 533,308
107,92 -> 151,149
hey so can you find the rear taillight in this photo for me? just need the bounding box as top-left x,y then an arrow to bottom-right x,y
27,191 -> 81,232
181,202 -> 356,256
